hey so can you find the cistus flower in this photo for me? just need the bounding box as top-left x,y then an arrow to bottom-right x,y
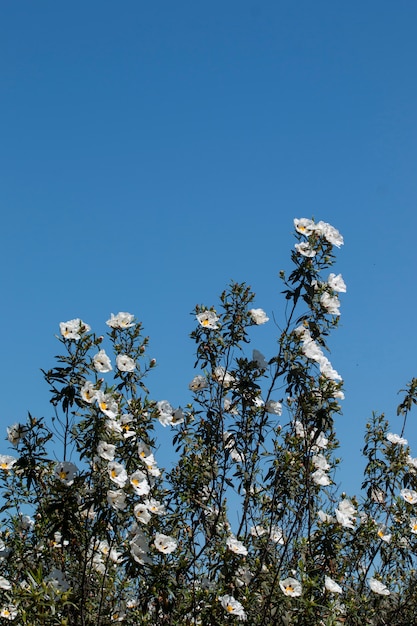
279,577 -> 302,597
54,462 -> 78,486
328,273 -> 347,292
324,576 -> 343,594
320,292 -> 341,315
265,400 -> 282,415
401,488 -> 417,504
116,354 -> 136,372
106,312 -> 135,329
129,470 -> 150,496
59,318 -> 91,340
80,381 -> 98,404
189,375 -> 208,391
369,577 -> 390,595
0,454 -> 17,471
154,532 -> 177,554
219,595 -> 247,621
196,310 -> 219,329
294,242 -> 316,257
226,535 -> 248,556
6,423 -> 26,446
249,308 -> 269,324
294,218 -> 316,236
386,432 -> 408,445
0,577 -> 11,591
0,605 -> 18,621
108,462 -> 128,488
107,489 -> 127,511
93,349 -> 112,373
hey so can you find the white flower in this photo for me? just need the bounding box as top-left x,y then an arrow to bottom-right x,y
59,318 -> 90,340
154,532 -> 177,554
81,381 -> 98,404
134,503 -> 152,524
407,456 -> 417,470
97,441 -> 116,461
106,312 -> 135,329
377,527 -> 391,543
6,423 -> 26,446
0,605 -> 17,620
18,514 -> 34,530
250,525 -> 267,537
319,356 -> 342,381
108,462 -> 128,488
335,498 -> 356,528
116,354 -> 136,372
220,595 -> 247,621
324,576 -> 343,594
369,577 -> 390,595
318,510 -> 335,523
313,432 -> 329,449
213,366 -> 235,388
279,577 -> 302,597
401,488 -> 417,504
301,338 -> 324,361
226,536 -> 248,556
130,470 -> 150,495
316,221 -> 344,247
107,489 -> 127,511
294,218 -> 316,236
409,518 -> 417,534
96,391 -> 118,418
129,530 -> 150,564
312,454 -> 330,471
269,526 -> 285,544
120,413 -> 136,438
93,349 -> 112,373
386,432 -> 408,446
54,461 -> 78,486
294,242 -> 316,257
0,455 -> 17,471
143,498 -> 166,515
189,375 -> 208,391
320,292 -> 341,316
196,310 -> 219,329
328,273 -> 347,293
265,400 -> 282,415
312,469 -> 331,486
157,400 -> 175,426
140,452 -> 161,477
249,308 -> 269,325
0,577 -> 11,591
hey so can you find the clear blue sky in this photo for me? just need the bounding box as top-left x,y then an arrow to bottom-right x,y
1,1 -> 416,497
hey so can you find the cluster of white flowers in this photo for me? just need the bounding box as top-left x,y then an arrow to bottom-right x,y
294,218 -> 344,248
295,325 -> 342,382
335,498 -> 357,529
312,452 -> 332,486
156,400 -> 184,427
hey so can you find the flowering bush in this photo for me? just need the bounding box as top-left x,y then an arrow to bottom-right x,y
1,218 -> 417,625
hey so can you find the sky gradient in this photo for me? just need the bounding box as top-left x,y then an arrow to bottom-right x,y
1,1 -> 417,497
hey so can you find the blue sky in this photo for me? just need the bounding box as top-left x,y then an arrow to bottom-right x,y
1,1 -> 416,497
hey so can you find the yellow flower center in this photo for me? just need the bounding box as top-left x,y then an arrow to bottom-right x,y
59,470 -> 68,480
286,585 -> 294,593
226,604 -> 234,613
